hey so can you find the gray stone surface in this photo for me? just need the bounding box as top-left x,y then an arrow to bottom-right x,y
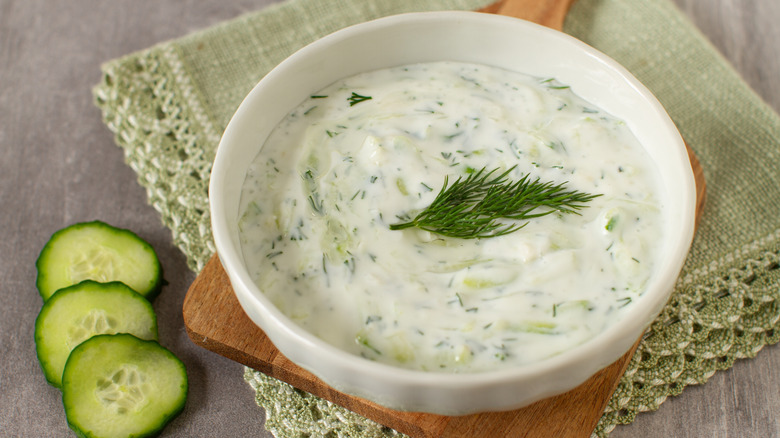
0,1 -> 777,437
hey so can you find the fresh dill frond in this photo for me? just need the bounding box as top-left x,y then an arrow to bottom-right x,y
389,165 -> 600,239
347,92 -> 372,106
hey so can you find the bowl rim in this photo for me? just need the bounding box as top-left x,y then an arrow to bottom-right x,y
210,10 -> 697,413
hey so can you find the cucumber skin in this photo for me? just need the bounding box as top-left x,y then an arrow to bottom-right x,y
62,334 -> 188,438
34,280 -> 159,388
35,220 -> 164,302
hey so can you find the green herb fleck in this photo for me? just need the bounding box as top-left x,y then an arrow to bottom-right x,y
365,315 -> 382,324
347,92 -> 372,106
307,195 -> 323,215
356,333 -> 381,355
344,257 -> 356,274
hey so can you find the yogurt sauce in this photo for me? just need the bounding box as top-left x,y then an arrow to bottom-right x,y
237,61 -> 664,373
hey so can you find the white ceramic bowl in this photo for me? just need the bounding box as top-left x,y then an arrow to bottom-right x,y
210,11 -> 696,415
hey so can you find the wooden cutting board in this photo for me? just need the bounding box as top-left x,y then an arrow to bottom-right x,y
183,1 -> 708,436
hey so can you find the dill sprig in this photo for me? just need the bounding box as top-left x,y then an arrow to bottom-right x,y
347,92 -> 372,106
389,166 -> 600,239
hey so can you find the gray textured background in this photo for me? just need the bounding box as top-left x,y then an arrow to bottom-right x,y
1,1 -> 778,437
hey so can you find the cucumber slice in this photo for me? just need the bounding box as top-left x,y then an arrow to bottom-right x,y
62,334 -> 188,438
36,221 -> 163,301
34,280 -> 158,388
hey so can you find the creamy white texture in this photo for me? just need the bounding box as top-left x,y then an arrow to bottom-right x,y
238,62 -> 664,373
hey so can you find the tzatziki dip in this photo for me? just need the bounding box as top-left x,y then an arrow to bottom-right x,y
237,61 -> 664,373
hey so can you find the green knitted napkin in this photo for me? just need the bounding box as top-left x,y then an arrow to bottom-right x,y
93,0 -> 780,436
